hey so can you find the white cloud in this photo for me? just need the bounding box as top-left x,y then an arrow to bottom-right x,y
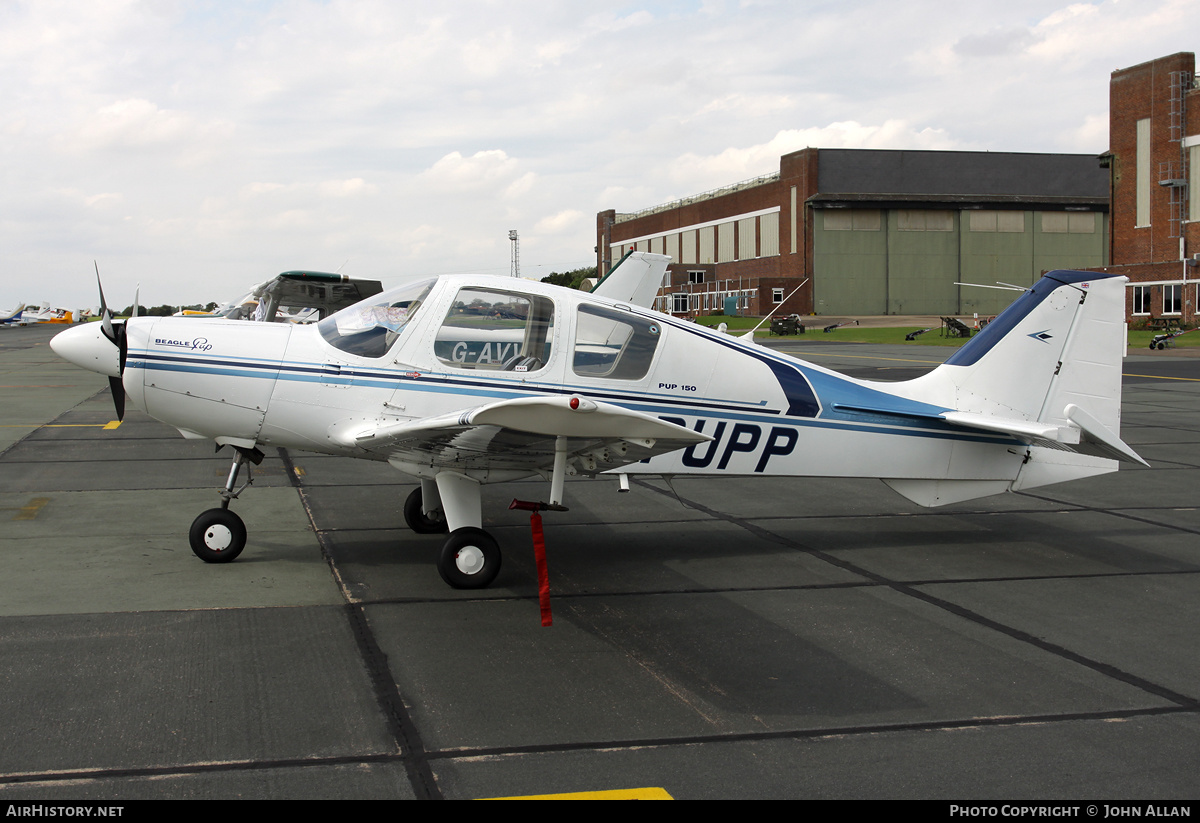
4,0 -> 1200,308
667,122 -> 959,189
533,209 -> 584,235
420,150 -> 525,192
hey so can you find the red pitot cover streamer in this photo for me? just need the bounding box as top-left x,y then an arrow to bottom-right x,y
530,512 -> 552,627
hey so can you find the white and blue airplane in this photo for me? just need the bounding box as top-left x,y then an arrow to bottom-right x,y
50,267 -> 1146,589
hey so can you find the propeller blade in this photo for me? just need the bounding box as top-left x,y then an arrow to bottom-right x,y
93,262 -> 128,420
95,261 -> 115,344
108,375 -> 126,421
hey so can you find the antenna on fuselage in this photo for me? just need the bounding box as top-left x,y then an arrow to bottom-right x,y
741,279 -> 808,340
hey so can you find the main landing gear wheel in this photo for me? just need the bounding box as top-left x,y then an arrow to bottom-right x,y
404,487 -> 448,534
437,527 -> 501,589
189,508 -> 247,563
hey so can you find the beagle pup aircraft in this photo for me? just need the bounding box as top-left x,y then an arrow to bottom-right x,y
51,267 -> 1145,589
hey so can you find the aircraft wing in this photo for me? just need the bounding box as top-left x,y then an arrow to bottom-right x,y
335,395 -> 711,474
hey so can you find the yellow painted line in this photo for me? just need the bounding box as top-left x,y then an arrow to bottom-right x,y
4,498 -> 50,521
1122,373 -> 1200,382
485,787 -> 672,800
0,422 -> 122,428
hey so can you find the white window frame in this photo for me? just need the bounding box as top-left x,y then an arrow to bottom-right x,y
1132,285 -> 1151,316
1164,284 -> 1182,315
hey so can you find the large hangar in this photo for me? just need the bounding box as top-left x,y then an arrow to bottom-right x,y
598,148 -> 1109,318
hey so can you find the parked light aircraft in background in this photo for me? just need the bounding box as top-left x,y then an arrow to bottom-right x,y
0,304 -> 32,326
178,271 -> 384,324
1,303 -> 79,326
51,267 -> 1146,589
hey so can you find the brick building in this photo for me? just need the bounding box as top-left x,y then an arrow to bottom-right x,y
1090,52 -> 1200,326
597,148 -> 1108,318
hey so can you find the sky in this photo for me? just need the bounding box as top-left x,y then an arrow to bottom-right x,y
2,0 -> 1198,311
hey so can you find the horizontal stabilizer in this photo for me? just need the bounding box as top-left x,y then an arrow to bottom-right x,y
940,408 -> 1146,465
1064,403 -> 1149,466
940,410 -> 1077,449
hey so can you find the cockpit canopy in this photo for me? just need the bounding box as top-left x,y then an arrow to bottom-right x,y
317,278 -> 435,357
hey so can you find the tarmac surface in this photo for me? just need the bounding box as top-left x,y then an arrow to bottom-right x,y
0,323 -> 1198,800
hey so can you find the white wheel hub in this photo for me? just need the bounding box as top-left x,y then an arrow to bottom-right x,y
205,525 -> 233,551
455,546 -> 485,575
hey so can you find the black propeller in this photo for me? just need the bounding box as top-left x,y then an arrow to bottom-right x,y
95,262 -> 128,421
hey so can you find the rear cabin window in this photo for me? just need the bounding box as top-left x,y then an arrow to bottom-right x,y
572,304 -> 661,380
436,288 -> 554,371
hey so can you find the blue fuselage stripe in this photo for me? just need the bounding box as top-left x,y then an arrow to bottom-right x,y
127,350 -> 1014,447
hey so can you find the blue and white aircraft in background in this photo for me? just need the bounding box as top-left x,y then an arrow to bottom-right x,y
51,266 -> 1146,589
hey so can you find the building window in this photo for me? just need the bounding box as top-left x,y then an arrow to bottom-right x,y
738,216 -> 756,259
717,222 -> 735,263
1042,212 -> 1096,233
1137,118 -> 1151,228
761,212 -> 780,256
772,288 -> 784,304
1133,285 -> 1151,315
824,210 -> 881,231
681,230 -> 697,264
969,210 -> 1024,232
1190,143 -> 1200,222
672,293 -> 689,314
898,210 -> 953,231
1164,284 -> 1182,315
688,270 -> 705,284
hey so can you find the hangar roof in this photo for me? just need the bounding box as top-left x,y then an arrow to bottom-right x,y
812,149 -> 1108,209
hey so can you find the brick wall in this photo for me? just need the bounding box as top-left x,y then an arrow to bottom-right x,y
1108,52 -> 1195,265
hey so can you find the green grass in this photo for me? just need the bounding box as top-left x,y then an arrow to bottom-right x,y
766,326 -> 972,346
690,316 -> 971,346
1128,328 -> 1200,349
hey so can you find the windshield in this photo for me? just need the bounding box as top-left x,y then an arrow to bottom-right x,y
318,278 -> 435,358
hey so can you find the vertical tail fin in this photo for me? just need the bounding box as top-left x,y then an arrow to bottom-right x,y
944,270 -> 1126,430
888,270 -> 1144,504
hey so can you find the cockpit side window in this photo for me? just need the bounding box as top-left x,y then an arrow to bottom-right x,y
318,278 -> 435,358
435,288 -> 554,371
572,304 -> 661,380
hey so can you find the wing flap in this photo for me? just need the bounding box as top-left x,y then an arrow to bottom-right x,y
339,394 -> 711,474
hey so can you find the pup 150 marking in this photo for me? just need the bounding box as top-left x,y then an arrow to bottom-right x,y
51,261 -> 1146,589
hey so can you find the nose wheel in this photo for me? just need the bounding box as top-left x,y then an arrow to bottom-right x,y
190,444 -> 261,563
189,508 -> 247,563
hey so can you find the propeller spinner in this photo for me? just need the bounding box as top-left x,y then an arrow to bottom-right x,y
49,264 -> 129,420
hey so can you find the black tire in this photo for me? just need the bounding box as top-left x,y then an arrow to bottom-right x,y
1150,342 -> 1157,350
437,528 -> 501,589
1157,342 -> 1166,350
404,487 -> 448,534
189,508 -> 247,563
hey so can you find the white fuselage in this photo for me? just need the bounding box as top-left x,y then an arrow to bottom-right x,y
115,274 -> 1021,487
